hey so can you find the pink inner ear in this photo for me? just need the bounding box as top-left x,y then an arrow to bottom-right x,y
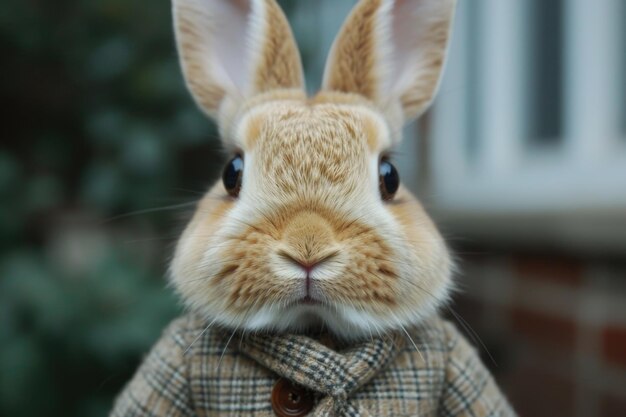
230,0 -> 249,12
387,0 -> 450,99
389,0 -> 430,96
211,0 -> 252,93
389,0 -> 413,87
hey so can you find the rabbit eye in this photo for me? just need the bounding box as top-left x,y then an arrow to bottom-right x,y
379,159 -> 399,201
223,155 -> 244,197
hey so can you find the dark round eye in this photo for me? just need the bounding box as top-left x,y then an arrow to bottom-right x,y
379,159 -> 399,201
222,155 -> 244,197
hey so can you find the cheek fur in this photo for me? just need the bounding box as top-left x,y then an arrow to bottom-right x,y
214,230 -> 297,312
385,186 -> 454,313
169,183 -> 237,308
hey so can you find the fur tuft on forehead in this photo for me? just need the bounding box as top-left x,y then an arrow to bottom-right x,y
234,96 -> 392,154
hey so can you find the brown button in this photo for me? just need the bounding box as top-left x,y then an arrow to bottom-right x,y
271,378 -> 314,417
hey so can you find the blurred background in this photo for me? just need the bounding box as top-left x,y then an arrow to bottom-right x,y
1,0 -> 625,416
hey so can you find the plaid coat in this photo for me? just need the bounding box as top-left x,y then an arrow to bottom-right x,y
110,314 -> 515,416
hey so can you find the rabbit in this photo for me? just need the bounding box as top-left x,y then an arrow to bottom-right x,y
169,0 -> 456,340
110,1 -> 516,416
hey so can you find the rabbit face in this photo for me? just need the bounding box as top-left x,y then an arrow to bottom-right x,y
170,0 -> 456,339
171,95 -> 452,337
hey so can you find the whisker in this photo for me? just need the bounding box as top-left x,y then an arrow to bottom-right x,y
101,201 -> 198,224
390,311 -> 425,362
447,306 -> 497,367
216,325 -> 239,372
185,315 -> 220,355
171,187 -> 208,196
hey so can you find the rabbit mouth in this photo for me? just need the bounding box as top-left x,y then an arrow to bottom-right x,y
299,295 -> 321,305
286,294 -> 324,309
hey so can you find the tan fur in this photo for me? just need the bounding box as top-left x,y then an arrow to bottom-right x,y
323,0 -> 383,100
171,0 -> 456,338
254,0 -> 304,91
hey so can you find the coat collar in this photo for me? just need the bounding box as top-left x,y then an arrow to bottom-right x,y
238,331 -> 406,416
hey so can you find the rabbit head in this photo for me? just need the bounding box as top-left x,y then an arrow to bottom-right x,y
170,0 -> 457,339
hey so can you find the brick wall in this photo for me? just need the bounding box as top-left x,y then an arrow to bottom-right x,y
448,249 -> 626,417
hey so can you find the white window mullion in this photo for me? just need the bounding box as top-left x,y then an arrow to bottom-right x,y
564,0 -> 622,162
430,0 -> 470,196
476,0 -> 525,176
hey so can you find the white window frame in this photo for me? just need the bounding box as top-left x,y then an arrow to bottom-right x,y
428,0 -> 626,251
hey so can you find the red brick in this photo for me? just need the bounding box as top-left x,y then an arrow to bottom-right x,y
502,365 -> 576,417
511,307 -> 578,350
601,325 -> 626,368
513,255 -> 583,287
600,393 -> 626,417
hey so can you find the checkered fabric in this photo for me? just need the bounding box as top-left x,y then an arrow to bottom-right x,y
110,314 -> 516,416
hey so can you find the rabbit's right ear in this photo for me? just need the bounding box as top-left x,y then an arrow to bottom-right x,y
173,0 -> 305,121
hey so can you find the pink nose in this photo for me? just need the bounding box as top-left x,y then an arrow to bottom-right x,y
278,251 -> 317,273
277,249 -> 338,274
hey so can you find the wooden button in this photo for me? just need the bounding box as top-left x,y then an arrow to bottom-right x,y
271,378 -> 314,417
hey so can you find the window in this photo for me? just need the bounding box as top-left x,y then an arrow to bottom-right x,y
428,0 -> 626,249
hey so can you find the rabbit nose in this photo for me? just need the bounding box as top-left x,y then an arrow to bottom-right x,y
279,251 -> 315,272
280,211 -> 337,267
277,249 -> 339,274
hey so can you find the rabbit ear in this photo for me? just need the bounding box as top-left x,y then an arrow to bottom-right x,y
174,0 -> 305,120
322,0 -> 456,128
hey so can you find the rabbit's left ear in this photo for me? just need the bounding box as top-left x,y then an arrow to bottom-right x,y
322,0 -> 456,130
